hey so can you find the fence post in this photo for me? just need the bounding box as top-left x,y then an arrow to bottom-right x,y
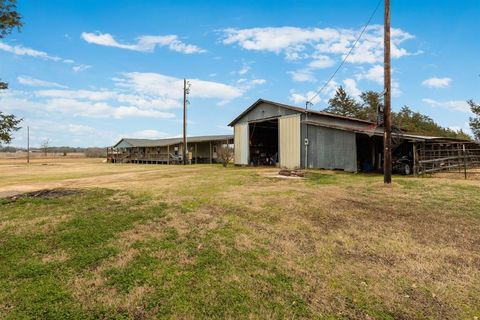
463,144 -> 467,180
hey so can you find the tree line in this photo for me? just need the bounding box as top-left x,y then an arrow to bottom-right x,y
323,86 -> 478,141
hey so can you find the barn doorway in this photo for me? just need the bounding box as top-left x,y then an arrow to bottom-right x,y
248,119 -> 278,166
356,133 -> 382,172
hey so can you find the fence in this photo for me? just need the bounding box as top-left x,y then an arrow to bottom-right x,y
416,141 -> 480,179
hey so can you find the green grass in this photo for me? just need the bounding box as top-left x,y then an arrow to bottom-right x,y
1,163 -> 480,319
0,188 -> 311,319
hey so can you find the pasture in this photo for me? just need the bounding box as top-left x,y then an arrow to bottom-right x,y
0,158 -> 479,319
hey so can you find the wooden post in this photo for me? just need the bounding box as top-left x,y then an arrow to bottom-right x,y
209,141 -> 212,164
412,142 -> 417,176
195,143 -> 197,164
463,144 -> 467,180
183,79 -> 187,165
383,0 -> 392,184
27,126 -> 30,164
458,144 -> 462,173
167,145 -> 170,165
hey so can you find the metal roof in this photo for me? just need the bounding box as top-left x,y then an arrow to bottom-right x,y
228,98 -> 374,127
113,134 -> 233,148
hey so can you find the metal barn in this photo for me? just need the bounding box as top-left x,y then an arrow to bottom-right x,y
108,135 -> 233,164
229,99 -> 479,173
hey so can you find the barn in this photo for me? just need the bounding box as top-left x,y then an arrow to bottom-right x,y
228,99 -> 479,173
108,135 -> 233,164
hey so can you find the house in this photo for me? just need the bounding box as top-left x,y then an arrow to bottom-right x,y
228,99 -> 478,173
108,135 -> 233,164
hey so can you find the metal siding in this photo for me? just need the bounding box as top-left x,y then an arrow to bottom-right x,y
279,115 -> 301,169
234,123 -> 249,165
306,126 -> 357,172
233,102 -> 299,125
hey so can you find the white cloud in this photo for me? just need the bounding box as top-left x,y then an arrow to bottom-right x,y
343,78 -> 361,99
308,54 -> 335,69
13,119 -> 107,147
238,63 -> 250,75
236,78 -> 266,92
354,65 -> 402,97
3,71 -> 256,122
43,98 -> 174,119
288,79 -> 338,107
125,130 -> 169,139
288,90 -> 321,105
72,64 -> 91,73
81,32 -> 205,54
287,69 -> 316,82
421,77 -> 452,89
391,81 -> 402,97
115,72 -> 245,106
1,90 -> 175,119
222,25 -> 416,65
17,76 -> 67,88
422,98 -> 471,113
0,42 -> 66,62
0,41 -> 90,73
35,89 -> 118,101
355,65 -> 383,85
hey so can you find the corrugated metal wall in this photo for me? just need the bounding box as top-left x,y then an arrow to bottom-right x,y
303,125 -> 357,172
234,123 -> 249,165
279,114 -> 301,169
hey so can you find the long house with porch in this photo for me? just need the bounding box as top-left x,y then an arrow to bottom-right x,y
108,135 -> 233,164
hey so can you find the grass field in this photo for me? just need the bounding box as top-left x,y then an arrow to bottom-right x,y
1,159 -> 479,319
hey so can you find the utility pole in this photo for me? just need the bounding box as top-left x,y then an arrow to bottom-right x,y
27,126 -> 30,164
183,79 -> 187,165
383,0 -> 392,184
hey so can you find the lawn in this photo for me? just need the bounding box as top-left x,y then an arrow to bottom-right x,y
0,159 -> 479,319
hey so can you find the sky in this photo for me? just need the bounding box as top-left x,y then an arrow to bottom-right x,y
1,0 -> 479,147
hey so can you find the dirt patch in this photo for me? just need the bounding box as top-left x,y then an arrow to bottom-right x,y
6,188 -> 82,200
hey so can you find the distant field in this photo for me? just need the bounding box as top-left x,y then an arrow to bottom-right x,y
0,152 -> 86,161
0,159 -> 479,319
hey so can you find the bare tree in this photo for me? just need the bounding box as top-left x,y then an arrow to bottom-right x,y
41,139 -> 49,157
217,146 -> 234,167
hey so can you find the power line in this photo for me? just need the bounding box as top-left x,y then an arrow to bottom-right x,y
306,0 -> 382,108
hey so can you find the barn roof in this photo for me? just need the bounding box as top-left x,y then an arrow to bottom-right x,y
228,98 -> 374,127
113,135 -> 233,148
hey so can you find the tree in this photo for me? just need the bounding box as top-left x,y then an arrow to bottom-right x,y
0,0 -> 23,145
0,112 -> 21,144
0,0 -> 22,37
41,139 -> 49,157
468,100 -> 480,141
392,106 -> 471,140
217,146 -> 234,167
324,86 -> 363,118
359,91 -> 383,122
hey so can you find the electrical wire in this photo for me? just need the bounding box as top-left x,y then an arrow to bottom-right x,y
306,0 -> 383,107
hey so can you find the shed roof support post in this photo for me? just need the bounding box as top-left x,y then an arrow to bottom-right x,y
195,143 -> 197,164
210,141 -> 212,164
167,145 -> 170,165
413,142 -> 417,176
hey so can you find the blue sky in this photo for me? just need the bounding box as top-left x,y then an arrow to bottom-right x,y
1,0 -> 479,147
